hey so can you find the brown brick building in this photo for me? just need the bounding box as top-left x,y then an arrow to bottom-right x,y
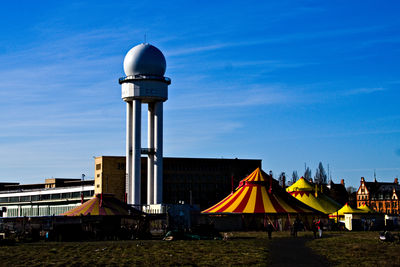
356,177 -> 400,214
94,156 -> 261,209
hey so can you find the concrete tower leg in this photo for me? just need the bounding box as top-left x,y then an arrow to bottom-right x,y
154,102 -> 163,204
132,99 -> 142,205
126,101 -> 133,204
147,103 -> 155,205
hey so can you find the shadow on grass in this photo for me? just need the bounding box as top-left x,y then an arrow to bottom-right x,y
269,236 -> 331,267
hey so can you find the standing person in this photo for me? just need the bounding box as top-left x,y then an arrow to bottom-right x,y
316,218 -> 323,238
293,216 -> 302,237
266,222 -> 274,239
312,218 -> 317,239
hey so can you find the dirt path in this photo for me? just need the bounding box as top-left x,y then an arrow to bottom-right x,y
269,237 -> 331,266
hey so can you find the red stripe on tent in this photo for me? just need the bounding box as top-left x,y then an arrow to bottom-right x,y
268,193 -> 286,213
213,187 -> 246,213
287,198 -> 306,213
254,185 -> 265,213
202,192 -> 235,213
98,207 -> 107,216
64,198 -> 95,215
84,201 -> 96,215
233,186 -> 253,212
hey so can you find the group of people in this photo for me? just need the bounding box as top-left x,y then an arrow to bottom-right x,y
265,217 -> 324,239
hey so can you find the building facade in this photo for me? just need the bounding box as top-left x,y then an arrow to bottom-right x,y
356,177 -> 399,214
1,157 -> 261,217
95,156 -> 262,209
0,179 -> 94,217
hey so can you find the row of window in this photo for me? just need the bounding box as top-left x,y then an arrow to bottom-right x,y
0,190 -> 94,203
361,201 -> 399,209
4,205 -> 80,217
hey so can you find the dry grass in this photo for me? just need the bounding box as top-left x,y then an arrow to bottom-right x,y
0,232 -> 269,266
306,231 -> 400,267
1,231 -> 399,266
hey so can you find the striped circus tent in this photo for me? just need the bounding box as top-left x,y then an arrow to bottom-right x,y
202,168 -> 314,214
286,177 -> 341,214
62,194 -> 142,216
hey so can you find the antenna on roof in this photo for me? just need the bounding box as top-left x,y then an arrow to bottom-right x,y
374,169 -> 377,182
144,33 -> 147,44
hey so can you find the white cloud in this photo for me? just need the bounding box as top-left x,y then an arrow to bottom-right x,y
344,87 -> 385,96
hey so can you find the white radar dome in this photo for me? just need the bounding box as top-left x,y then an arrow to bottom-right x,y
123,43 -> 166,76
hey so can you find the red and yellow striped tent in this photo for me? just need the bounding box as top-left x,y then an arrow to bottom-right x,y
202,168 -> 314,214
62,194 -> 142,216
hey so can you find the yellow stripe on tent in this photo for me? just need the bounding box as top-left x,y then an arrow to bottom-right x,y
224,187 -> 250,212
243,186 -> 257,213
206,187 -> 245,213
261,186 -> 275,213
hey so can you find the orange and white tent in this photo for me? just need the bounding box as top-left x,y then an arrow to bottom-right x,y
62,194 -> 142,216
202,168 -> 314,214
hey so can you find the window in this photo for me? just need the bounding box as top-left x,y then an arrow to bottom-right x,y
96,164 -> 101,170
9,197 -> 19,202
20,196 -> 30,202
97,184 -> 100,188
61,193 -> 71,199
72,192 -> 80,198
83,190 -> 92,197
117,163 -> 125,170
31,195 -> 40,201
41,195 -> 50,200
51,194 -> 61,200
0,197 -> 8,203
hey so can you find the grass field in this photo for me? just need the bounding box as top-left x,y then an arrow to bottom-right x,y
0,231 -> 399,266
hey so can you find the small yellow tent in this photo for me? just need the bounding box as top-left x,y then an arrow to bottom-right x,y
286,177 -> 341,214
329,203 -> 363,222
358,203 -> 375,213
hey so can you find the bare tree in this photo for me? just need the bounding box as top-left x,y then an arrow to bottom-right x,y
314,162 -> 327,184
292,171 -> 299,184
304,167 -> 312,181
278,172 -> 286,187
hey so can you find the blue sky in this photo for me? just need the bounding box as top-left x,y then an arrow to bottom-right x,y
0,1 -> 399,188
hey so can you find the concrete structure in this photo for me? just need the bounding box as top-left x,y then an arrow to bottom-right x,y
119,43 -> 171,206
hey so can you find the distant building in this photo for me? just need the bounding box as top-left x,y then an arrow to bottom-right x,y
95,156 -> 262,209
0,179 -> 94,217
356,177 -> 400,214
0,157 -> 261,217
325,179 -> 349,205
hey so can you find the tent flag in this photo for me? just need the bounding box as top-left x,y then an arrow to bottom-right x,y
202,168 -> 314,214
286,177 -> 341,214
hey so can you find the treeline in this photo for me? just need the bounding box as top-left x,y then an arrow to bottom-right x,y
275,162 -> 330,187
